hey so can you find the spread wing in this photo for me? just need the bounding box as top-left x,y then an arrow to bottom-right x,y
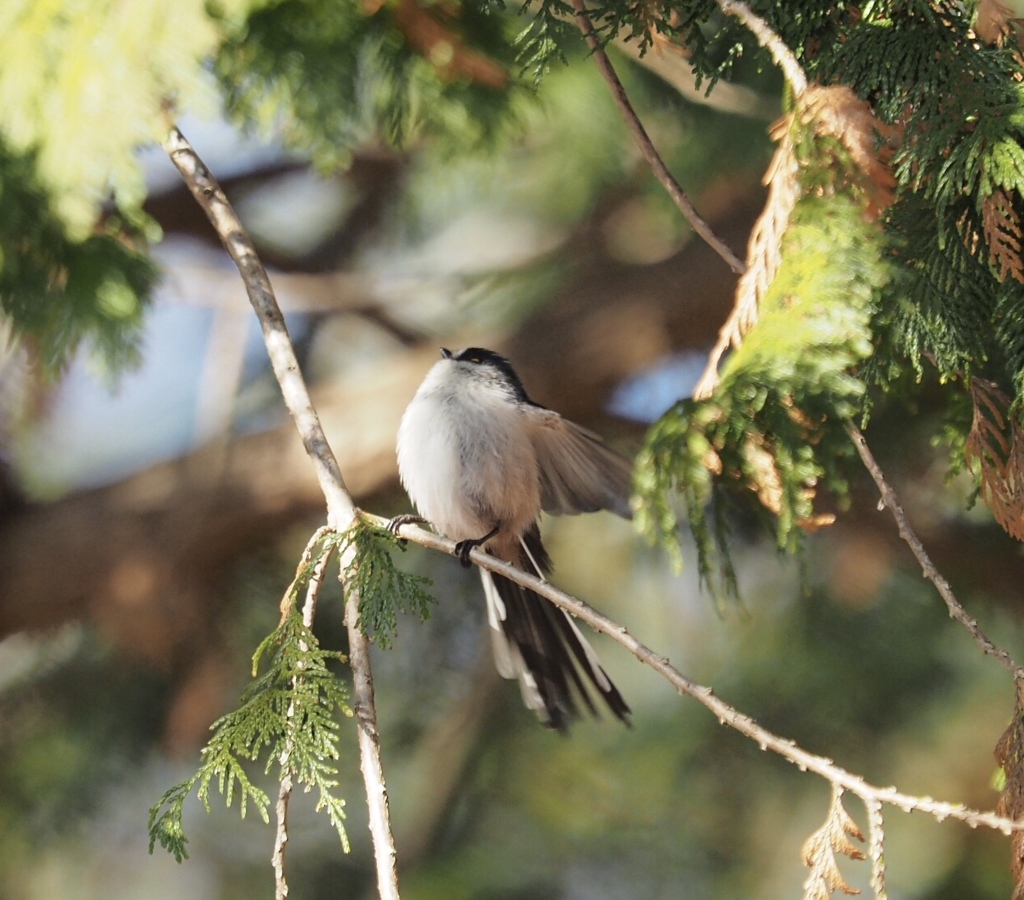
526,408 -> 634,519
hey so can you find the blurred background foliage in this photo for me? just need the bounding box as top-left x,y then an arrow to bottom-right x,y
2,1 -> 1024,899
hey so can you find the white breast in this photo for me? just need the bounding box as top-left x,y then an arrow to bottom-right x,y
396,359 -> 541,542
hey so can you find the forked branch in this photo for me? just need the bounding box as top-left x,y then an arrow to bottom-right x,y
163,126 -> 401,900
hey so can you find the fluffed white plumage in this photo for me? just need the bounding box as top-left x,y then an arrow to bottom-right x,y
396,351 -> 541,546
395,347 -> 633,730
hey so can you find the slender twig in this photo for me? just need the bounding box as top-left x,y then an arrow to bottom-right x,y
163,126 -> 401,900
162,127 -> 355,526
273,539 -> 335,899
568,0 -> 745,275
382,517 -> 1024,836
848,424 -> 1024,682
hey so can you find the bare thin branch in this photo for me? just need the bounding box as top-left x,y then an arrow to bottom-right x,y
848,424 -> 1024,682
162,126 -> 355,528
163,126 -> 401,900
568,0 -> 745,275
383,517 -> 1024,835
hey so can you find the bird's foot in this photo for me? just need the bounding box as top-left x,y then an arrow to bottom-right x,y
454,525 -> 500,568
386,514 -> 428,544
454,539 -> 477,568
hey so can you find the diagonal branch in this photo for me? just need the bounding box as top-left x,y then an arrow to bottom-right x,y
162,125 -> 401,900
848,424 -> 1024,682
384,517 -> 1024,836
567,1 -> 808,396
568,0 -> 745,275
162,127 -> 355,525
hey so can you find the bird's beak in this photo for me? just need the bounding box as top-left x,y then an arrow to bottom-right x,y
440,348 -> 453,359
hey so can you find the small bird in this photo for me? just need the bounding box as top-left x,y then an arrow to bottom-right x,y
392,347 -> 633,730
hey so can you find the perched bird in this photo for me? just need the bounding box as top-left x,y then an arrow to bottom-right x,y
392,347 -> 633,730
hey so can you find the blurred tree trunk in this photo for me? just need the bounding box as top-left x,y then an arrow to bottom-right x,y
0,188 -> 760,661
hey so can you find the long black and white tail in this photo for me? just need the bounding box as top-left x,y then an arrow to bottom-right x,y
480,526 -> 631,731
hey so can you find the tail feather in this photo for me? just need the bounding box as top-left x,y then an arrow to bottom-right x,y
480,525 -> 631,731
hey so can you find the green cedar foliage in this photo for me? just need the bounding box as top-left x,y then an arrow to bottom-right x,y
342,520 -> 435,650
149,531 -> 353,862
636,189 -> 886,600
0,142 -> 158,370
0,0 -> 254,371
213,0 -> 521,169
148,522 -> 434,861
703,1 -> 1024,402
622,1 -> 1024,588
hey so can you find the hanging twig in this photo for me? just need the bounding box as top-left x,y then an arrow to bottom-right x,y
163,125 -> 401,900
273,538 -> 336,899
568,0 -> 745,275
383,516 -> 1024,836
848,424 -> 1024,682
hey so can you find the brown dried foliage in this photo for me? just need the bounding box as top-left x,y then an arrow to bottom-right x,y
800,84 -> 898,220
964,377 -> 1024,541
735,117 -> 797,318
995,687 -> 1024,899
694,83 -> 897,399
802,788 -> 866,900
982,189 -> 1024,284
